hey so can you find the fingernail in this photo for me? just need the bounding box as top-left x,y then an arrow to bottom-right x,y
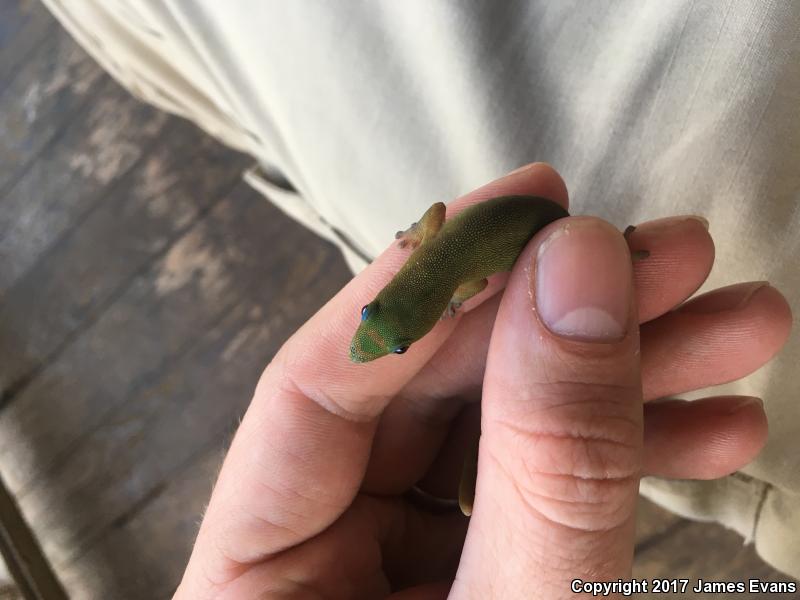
634,214 -> 709,235
534,219 -> 632,342
509,162 -> 539,175
726,396 -> 763,415
688,215 -> 710,230
681,281 -> 770,314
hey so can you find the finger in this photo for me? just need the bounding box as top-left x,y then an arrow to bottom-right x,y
643,396 -> 768,479
422,389 -> 771,501
178,496 -> 464,599
399,215 -> 712,404
364,214 -> 713,495
641,281 -> 792,400
390,279 -> 790,500
181,164 -> 569,585
624,215 -> 713,322
454,217 -> 642,594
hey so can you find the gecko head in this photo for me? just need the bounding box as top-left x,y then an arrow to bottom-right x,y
349,301 -> 412,363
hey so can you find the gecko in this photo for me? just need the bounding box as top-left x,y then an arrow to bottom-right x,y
349,195 -> 646,515
349,195 -> 569,363
348,195 -> 569,515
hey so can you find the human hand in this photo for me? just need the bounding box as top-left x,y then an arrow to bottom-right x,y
175,164 -> 791,599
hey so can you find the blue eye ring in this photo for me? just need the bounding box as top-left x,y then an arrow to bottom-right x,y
393,345 -> 409,355
361,305 -> 369,321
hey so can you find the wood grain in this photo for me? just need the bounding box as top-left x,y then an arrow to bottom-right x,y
8,181 -> 349,572
0,9 -> 104,195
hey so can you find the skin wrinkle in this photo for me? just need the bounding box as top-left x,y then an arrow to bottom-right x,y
513,477 -> 636,530
518,471 -> 638,510
486,371 -> 640,408
223,497 -> 307,561
488,418 -> 640,483
196,543 -> 245,597
485,388 -> 641,447
278,366 -> 386,423
485,404 -> 641,536
517,469 -> 639,485
187,526 -> 271,598
483,446 -> 634,536
491,414 -> 640,454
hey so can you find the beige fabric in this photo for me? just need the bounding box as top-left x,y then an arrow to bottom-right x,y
44,0 -> 800,577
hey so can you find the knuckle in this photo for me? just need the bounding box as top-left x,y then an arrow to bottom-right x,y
486,379 -> 642,531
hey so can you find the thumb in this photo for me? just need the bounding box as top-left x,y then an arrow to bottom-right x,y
454,217 -> 642,599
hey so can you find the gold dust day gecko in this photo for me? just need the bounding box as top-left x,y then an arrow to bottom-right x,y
349,195 -> 569,515
350,195 -> 569,363
348,195 -> 647,515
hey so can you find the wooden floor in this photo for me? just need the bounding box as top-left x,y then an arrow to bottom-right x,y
0,2 -> 796,598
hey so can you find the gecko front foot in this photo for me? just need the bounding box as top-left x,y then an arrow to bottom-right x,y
395,222 -> 419,249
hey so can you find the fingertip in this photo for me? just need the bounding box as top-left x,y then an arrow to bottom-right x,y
754,284 -> 793,349
468,162 -> 569,211
642,281 -> 794,401
508,162 -> 570,209
644,396 -> 768,479
628,215 -> 716,322
512,162 -> 569,208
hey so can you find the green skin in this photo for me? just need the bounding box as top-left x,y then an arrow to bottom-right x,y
349,195 -> 569,363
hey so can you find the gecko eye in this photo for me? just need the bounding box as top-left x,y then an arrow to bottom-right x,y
393,345 -> 409,355
361,302 -> 378,321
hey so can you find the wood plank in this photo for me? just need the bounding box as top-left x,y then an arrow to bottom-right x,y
0,1 -> 56,96
0,117 -> 246,408
0,13 -> 105,196
56,444 -> 226,599
52,209 -> 346,596
634,495 -> 686,547
0,132 -> 250,493
0,76 -> 170,295
3,182 -> 350,571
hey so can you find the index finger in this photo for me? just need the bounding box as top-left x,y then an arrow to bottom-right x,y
181,163 -> 569,586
